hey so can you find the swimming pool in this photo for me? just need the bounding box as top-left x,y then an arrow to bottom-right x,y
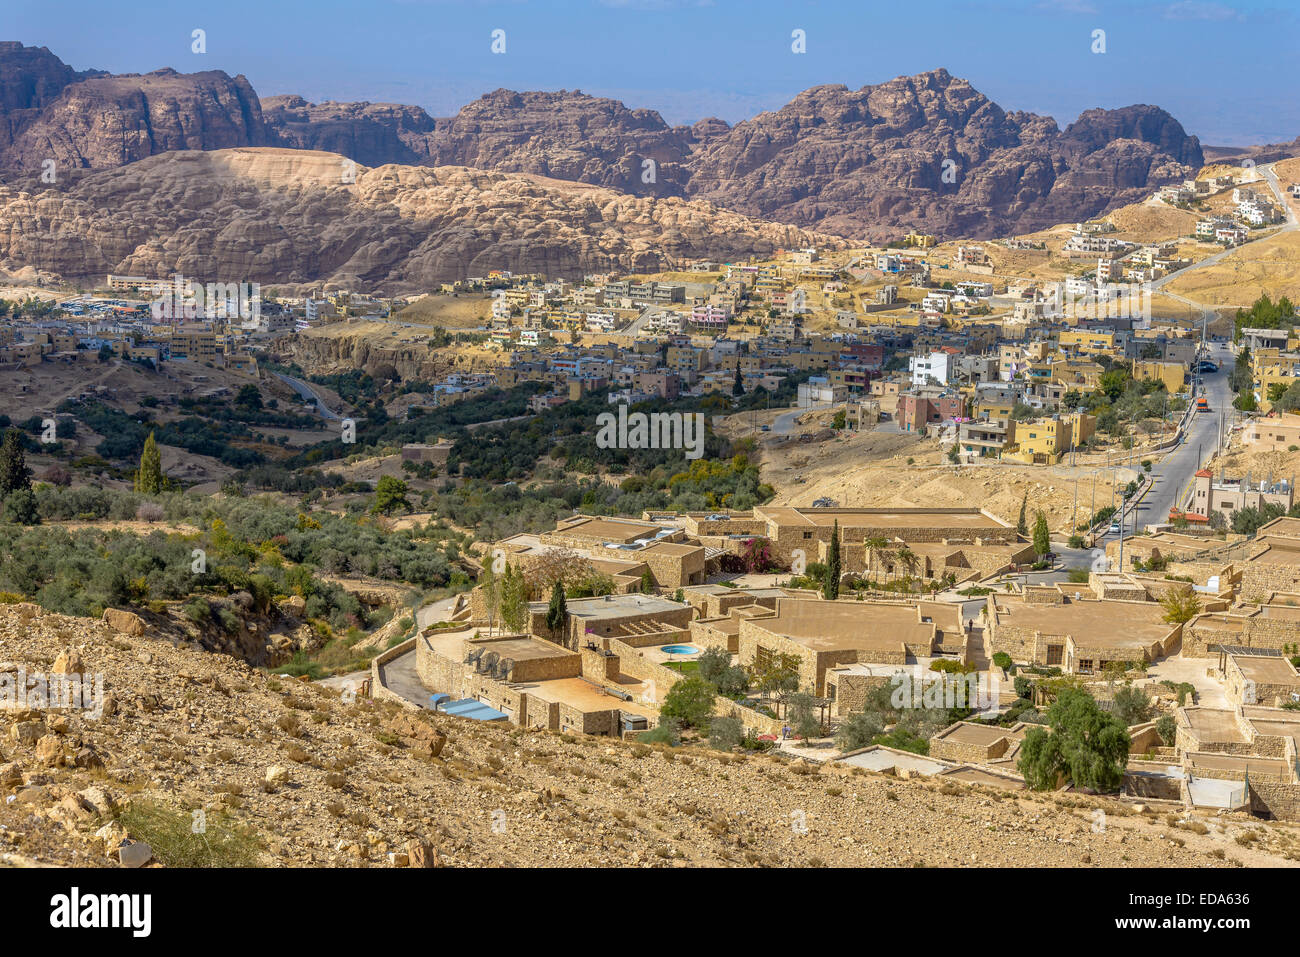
661,644 -> 701,655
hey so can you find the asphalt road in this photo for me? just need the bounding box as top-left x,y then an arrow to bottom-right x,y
273,371 -> 344,422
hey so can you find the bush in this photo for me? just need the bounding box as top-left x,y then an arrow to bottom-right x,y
1155,714 -> 1176,746
1112,683 -> 1153,726
658,677 -> 716,729
707,716 -> 743,751
638,719 -> 680,747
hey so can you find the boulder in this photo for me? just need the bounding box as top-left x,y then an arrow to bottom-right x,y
102,608 -> 145,636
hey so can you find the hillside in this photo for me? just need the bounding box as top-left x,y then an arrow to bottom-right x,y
3,601 -> 1294,868
0,147 -> 842,290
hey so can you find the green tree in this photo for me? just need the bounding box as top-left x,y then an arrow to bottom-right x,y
1017,687 -> 1130,792
371,475 -> 411,515
1033,510 -> 1050,558
499,564 -> 529,633
659,676 -> 716,729
1,487 -> 39,525
0,428 -> 32,497
822,519 -> 841,600
639,568 -> 655,593
749,651 -> 801,701
788,691 -> 822,744
732,364 -> 744,397
1017,494 -> 1028,536
1113,682 -> 1152,726
833,709 -> 884,752
992,651 -> 1013,674
1159,588 -> 1202,624
545,580 -> 568,643
134,431 -> 165,495
235,384 -> 263,411
696,646 -> 731,685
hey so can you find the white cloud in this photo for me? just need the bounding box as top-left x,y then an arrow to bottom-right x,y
1162,1 -> 1240,21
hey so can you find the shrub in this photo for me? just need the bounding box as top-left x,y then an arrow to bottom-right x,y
639,719 -> 680,747
1155,714 -> 1176,746
707,716 -> 743,751
658,677 -> 716,729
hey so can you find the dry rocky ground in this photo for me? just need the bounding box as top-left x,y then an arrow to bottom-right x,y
727,416 -> 1132,534
2,603 -> 1298,868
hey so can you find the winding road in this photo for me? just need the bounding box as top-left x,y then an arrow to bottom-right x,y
273,371 -> 344,422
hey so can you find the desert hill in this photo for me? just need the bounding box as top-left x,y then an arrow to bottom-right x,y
2,602 -> 1291,868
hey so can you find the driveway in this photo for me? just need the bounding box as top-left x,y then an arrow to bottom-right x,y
377,648 -> 430,708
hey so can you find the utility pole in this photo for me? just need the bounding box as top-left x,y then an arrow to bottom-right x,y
1090,471 -> 1097,546
1072,477 -> 1078,540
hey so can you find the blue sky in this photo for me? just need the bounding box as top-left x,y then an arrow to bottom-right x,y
8,0 -> 1298,144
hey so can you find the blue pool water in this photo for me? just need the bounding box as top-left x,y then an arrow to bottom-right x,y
661,644 -> 700,655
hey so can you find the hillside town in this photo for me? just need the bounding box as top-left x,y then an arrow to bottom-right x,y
3,9 -> 1300,927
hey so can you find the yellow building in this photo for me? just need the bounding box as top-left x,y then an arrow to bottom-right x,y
904,232 -> 936,249
1252,348 -> 1300,411
1132,359 -> 1188,394
1059,329 -> 1115,355
1004,413 -> 1095,465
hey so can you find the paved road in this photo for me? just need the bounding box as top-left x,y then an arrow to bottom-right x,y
772,402 -> 832,435
1111,342 -> 1232,534
273,371 -> 344,422
377,649 -> 429,708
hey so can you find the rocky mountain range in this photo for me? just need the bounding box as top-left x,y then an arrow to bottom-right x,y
0,40 -> 1214,258
0,147 -> 840,288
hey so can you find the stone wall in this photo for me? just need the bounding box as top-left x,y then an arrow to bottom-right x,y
1185,611 -> 1300,657
929,725 -> 1014,763
1241,560 -> 1300,599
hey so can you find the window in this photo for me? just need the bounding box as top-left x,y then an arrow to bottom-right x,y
1046,644 -> 1064,666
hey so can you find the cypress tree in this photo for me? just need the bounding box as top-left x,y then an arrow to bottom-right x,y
0,428 -> 31,496
135,431 -> 165,494
546,580 -> 569,644
822,519 -> 841,600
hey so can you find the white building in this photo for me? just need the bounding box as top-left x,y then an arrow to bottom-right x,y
909,351 -> 952,387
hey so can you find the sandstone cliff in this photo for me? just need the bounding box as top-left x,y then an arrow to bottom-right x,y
0,147 -> 844,290
685,70 -> 1203,240
2,64 -> 265,171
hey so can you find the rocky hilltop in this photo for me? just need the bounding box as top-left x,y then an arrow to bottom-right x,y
417,88 -> 714,197
0,42 -> 1209,242
0,147 -> 841,289
2,601 -> 1286,868
686,71 -> 1203,239
2,64 -> 265,171
261,94 -> 437,168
